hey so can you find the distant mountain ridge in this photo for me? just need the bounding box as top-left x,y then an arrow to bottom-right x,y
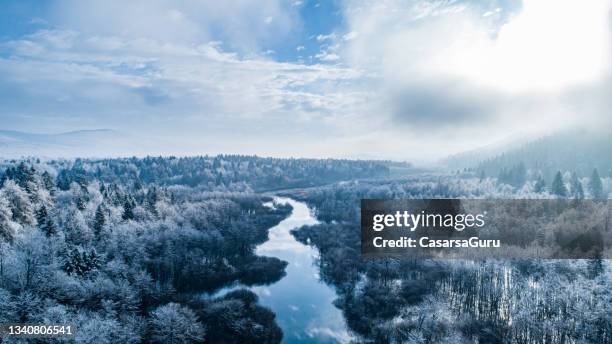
441,133 -> 534,170
0,128 -> 119,141
0,129 -> 127,158
470,129 -> 612,180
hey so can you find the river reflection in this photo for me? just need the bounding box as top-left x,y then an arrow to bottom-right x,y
208,197 -> 351,343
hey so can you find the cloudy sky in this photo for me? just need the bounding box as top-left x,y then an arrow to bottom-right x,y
1,0 -> 611,162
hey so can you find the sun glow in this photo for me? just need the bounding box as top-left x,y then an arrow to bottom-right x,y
458,0 -> 611,92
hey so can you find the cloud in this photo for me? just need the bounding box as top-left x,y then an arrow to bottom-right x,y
0,16 -> 368,155
315,33 -> 336,42
387,79 -> 503,127
482,8 -> 502,18
343,0 -> 611,90
50,0 -> 301,54
1,0 -> 611,162
342,31 -> 358,41
315,51 -> 340,61
338,0 -> 612,155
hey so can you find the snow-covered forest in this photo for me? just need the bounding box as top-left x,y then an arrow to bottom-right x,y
288,173 -> 612,343
3,0 -> 612,342
0,155 -> 610,343
0,156 -> 387,343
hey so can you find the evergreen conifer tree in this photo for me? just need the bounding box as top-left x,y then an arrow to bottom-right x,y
589,168 -> 604,199
93,204 -> 106,239
551,171 -> 567,197
534,174 -> 546,193
570,172 -> 584,199
122,197 -> 135,221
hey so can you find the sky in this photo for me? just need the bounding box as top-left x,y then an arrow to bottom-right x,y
0,0 -> 611,162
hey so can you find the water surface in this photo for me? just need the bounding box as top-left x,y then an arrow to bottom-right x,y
211,197 -> 351,343
252,197 -> 351,343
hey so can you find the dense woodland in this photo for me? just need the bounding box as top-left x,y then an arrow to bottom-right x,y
16,155 -> 390,192
288,174 -> 612,343
0,154 -> 610,343
471,129 -> 612,182
0,156 -> 387,343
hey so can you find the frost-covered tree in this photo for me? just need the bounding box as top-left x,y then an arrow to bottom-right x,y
41,171 -> 55,194
589,168 -> 604,199
534,174 -> 546,193
35,204 -> 47,226
76,314 -> 120,344
63,248 -> 101,277
122,196 -> 135,221
63,207 -> 93,245
569,172 -> 584,199
36,205 -> 57,237
498,162 -> 527,187
551,171 -> 567,197
146,187 -> 159,218
93,204 -> 106,239
1,180 -> 35,226
14,290 -> 44,322
149,303 -> 205,344
0,196 -> 15,241
13,231 -> 47,289
0,288 -> 17,323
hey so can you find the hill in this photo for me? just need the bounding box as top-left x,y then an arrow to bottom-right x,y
472,128 -> 612,181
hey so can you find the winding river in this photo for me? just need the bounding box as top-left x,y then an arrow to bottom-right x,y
210,197 -> 351,343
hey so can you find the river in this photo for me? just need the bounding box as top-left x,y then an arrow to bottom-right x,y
209,197 -> 351,343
